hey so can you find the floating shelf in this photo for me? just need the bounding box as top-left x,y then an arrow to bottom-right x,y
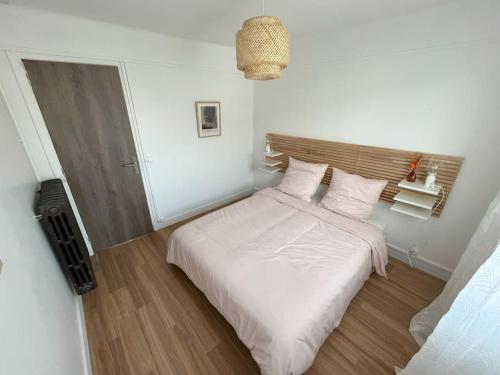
259,166 -> 281,174
391,179 -> 443,220
398,179 -> 440,196
264,151 -> 283,158
390,201 -> 432,220
393,190 -> 437,210
261,158 -> 282,167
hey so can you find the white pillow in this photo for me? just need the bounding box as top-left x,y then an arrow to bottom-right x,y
310,183 -> 328,204
319,168 -> 387,221
277,157 -> 328,202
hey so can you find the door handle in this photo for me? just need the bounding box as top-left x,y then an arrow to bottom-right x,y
122,157 -> 139,174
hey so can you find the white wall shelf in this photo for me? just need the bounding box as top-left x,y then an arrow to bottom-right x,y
393,190 -> 437,210
264,151 -> 283,158
259,150 -> 283,174
390,201 -> 432,220
259,165 -> 281,174
398,179 -> 440,196
391,179 -> 443,220
261,158 -> 282,167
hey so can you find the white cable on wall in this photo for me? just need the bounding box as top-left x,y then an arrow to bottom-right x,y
432,185 -> 446,215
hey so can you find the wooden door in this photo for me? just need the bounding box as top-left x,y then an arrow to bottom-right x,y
24,60 -> 153,251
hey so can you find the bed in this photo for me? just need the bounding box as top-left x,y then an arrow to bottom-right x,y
167,187 -> 388,375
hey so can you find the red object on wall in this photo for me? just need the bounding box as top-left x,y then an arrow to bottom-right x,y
406,153 -> 422,182
406,169 -> 417,182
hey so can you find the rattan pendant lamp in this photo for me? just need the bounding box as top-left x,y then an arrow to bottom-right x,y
236,0 -> 289,80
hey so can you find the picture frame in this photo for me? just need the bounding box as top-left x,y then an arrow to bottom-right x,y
195,101 -> 221,138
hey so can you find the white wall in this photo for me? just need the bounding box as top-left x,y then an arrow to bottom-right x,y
0,4 -> 254,235
254,0 -> 500,273
125,63 -> 253,223
0,4 -> 252,374
0,87 -> 88,375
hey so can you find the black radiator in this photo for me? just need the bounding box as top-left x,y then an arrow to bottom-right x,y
37,179 -> 97,295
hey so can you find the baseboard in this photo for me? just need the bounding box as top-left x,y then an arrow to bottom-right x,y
76,296 -> 93,375
387,243 -> 452,281
156,188 -> 254,228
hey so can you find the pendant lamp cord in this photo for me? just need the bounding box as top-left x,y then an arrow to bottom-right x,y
262,0 -> 265,14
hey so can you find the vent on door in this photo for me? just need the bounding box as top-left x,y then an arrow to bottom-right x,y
37,179 -> 97,295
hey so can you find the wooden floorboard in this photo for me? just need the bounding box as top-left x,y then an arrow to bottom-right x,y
83,206 -> 444,375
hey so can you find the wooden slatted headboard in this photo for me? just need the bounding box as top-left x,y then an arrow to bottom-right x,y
266,133 -> 464,217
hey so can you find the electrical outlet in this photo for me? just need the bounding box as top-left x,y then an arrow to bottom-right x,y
408,245 -> 420,257
406,245 -> 420,268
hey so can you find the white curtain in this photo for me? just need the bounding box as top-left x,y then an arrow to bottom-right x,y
400,242 -> 500,374
409,188 -> 500,345
398,188 -> 500,374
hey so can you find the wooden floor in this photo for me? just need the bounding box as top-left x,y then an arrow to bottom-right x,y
83,211 -> 444,375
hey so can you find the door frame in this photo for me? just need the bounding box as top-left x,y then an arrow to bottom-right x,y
7,51 -> 159,254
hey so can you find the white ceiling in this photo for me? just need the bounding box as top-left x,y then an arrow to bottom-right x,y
7,0 -> 456,46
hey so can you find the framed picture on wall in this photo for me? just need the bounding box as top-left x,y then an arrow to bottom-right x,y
195,101 -> 221,138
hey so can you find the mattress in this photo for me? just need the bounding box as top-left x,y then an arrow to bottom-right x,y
167,188 -> 388,375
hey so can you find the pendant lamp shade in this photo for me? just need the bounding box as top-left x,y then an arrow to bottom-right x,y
236,16 -> 289,80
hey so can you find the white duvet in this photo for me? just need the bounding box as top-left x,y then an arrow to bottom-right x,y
167,188 -> 388,375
